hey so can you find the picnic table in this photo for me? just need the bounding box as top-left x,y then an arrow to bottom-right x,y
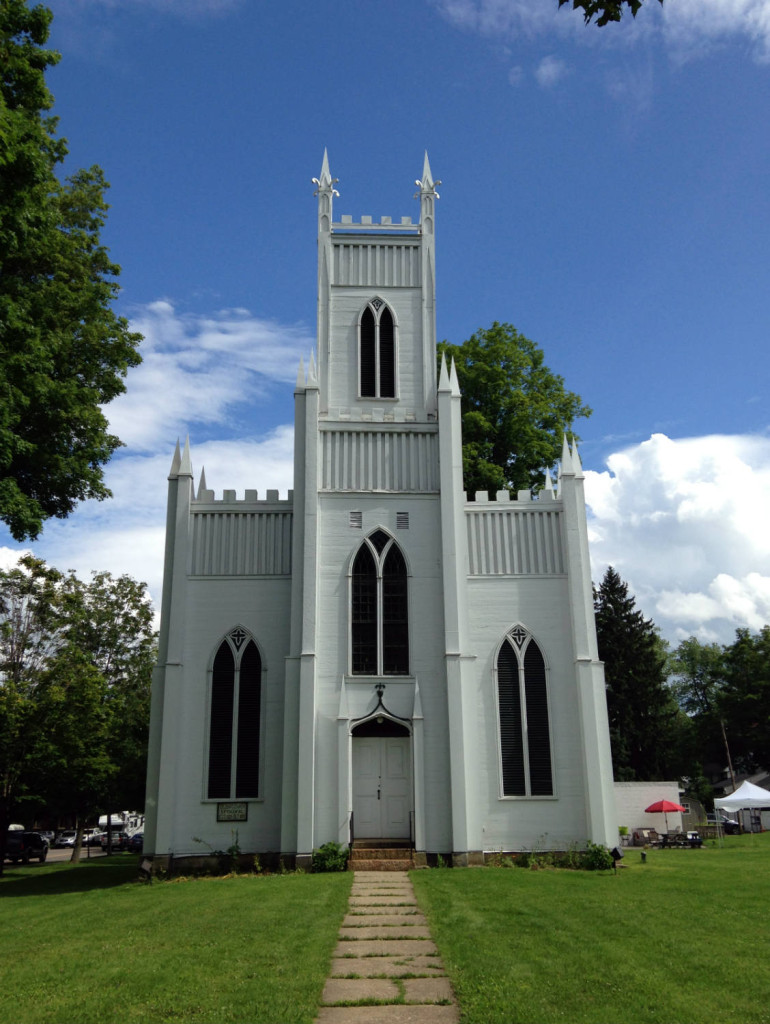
660,831 -> 703,848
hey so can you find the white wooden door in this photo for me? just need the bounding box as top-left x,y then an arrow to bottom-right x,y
352,735 -> 411,839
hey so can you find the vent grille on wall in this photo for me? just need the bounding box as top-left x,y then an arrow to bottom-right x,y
349,511 -> 363,528
396,512 -> 409,529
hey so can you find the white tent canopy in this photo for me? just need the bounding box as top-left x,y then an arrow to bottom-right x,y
714,780 -> 770,811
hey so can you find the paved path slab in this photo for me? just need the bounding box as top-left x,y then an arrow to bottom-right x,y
316,871 -> 458,1024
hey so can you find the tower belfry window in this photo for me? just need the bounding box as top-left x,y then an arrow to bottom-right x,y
360,302 -> 396,399
351,531 -> 409,675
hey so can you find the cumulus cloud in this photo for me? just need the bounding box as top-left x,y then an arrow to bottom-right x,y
0,300 -> 305,614
535,54 -> 570,86
105,301 -> 314,452
431,0 -> 770,63
585,432 -> 770,642
0,429 -> 297,617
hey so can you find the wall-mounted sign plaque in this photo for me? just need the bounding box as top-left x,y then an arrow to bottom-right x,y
217,802 -> 248,822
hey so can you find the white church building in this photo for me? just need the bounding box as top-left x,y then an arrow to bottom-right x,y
143,153 -> 617,868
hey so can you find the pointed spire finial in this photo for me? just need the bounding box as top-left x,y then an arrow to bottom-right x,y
544,469 -> 554,493
438,352 -> 450,391
197,467 -> 207,499
295,355 -> 306,391
168,439 -> 182,479
312,148 -> 339,197
307,350 -> 318,387
178,434 -> 193,477
415,150 -> 441,198
449,357 -> 460,396
560,434 -> 575,477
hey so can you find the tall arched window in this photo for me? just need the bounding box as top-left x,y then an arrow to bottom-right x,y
207,628 -> 262,799
496,626 -> 553,797
359,301 -> 396,399
351,530 -> 409,675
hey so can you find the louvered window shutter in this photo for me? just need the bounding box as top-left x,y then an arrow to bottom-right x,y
498,640 -> 525,796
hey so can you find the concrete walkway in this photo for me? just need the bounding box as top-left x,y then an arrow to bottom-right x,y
315,871 -> 459,1024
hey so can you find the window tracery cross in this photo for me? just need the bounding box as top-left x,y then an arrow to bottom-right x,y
509,625 -> 529,650
229,627 -> 248,650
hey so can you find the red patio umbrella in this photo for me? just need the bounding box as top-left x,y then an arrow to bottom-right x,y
645,799 -> 686,833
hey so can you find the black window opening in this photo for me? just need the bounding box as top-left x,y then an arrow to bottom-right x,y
208,635 -> 262,800
360,303 -> 396,399
497,632 -> 553,797
352,531 -> 409,676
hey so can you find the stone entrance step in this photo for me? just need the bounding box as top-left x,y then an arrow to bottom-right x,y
350,841 -> 415,872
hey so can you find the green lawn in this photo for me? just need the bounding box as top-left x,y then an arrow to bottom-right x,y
412,832 -> 770,1024
0,857 -> 351,1024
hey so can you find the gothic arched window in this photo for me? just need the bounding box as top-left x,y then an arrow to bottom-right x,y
360,301 -> 396,399
207,629 -> 262,800
351,530 -> 409,675
496,627 -> 553,797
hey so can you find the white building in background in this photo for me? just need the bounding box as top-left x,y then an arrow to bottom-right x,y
143,153 -> 617,868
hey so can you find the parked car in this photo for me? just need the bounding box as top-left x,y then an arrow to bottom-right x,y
100,831 -> 130,851
707,814 -> 741,834
55,831 -> 77,848
37,831 -> 55,846
127,832 -> 144,853
5,830 -> 48,864
85,831 -> 105,847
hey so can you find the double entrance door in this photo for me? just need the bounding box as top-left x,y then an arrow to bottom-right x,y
352,726 -> 411,840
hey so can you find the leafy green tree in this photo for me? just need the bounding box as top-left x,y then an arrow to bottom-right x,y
670,636 -> 727,774
63,571 -> 156,824
0,556 -> 155,870
31,646 -> 113,863
438,323 -> 591,496
0,555 -> 67,872
558,0 -> 663,26
0,0 -> 142,541
594,567 -> 685,780
720,627 -> 770,772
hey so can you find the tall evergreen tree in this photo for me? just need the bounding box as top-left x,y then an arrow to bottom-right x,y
594,567 -> 683,780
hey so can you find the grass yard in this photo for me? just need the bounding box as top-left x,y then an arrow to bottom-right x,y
412,832 -> 770,1024
0,857 -> 351,1024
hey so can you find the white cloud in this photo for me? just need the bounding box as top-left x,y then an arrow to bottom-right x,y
0,300 -> 306,615
0,429 -> 297,619
662,0 -> 770,62
105,302 -> 314,452
535,54 -> 570,86
431,0 -> 770,63
585,432 -> 770,643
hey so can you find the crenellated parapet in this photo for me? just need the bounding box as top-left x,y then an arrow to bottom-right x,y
334,215 -> 420,232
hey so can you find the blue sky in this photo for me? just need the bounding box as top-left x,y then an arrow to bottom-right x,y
2,0 -> 769,644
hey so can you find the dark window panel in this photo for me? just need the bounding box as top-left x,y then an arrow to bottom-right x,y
208,641 -> 235,799
235,640 -> 261,798
379,307 -> 395,397
524,641 -> 553,796
383,545 -> 409,674
498,639 -> 525,796
360,307 -> 376,397
352,545 -> 377,674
